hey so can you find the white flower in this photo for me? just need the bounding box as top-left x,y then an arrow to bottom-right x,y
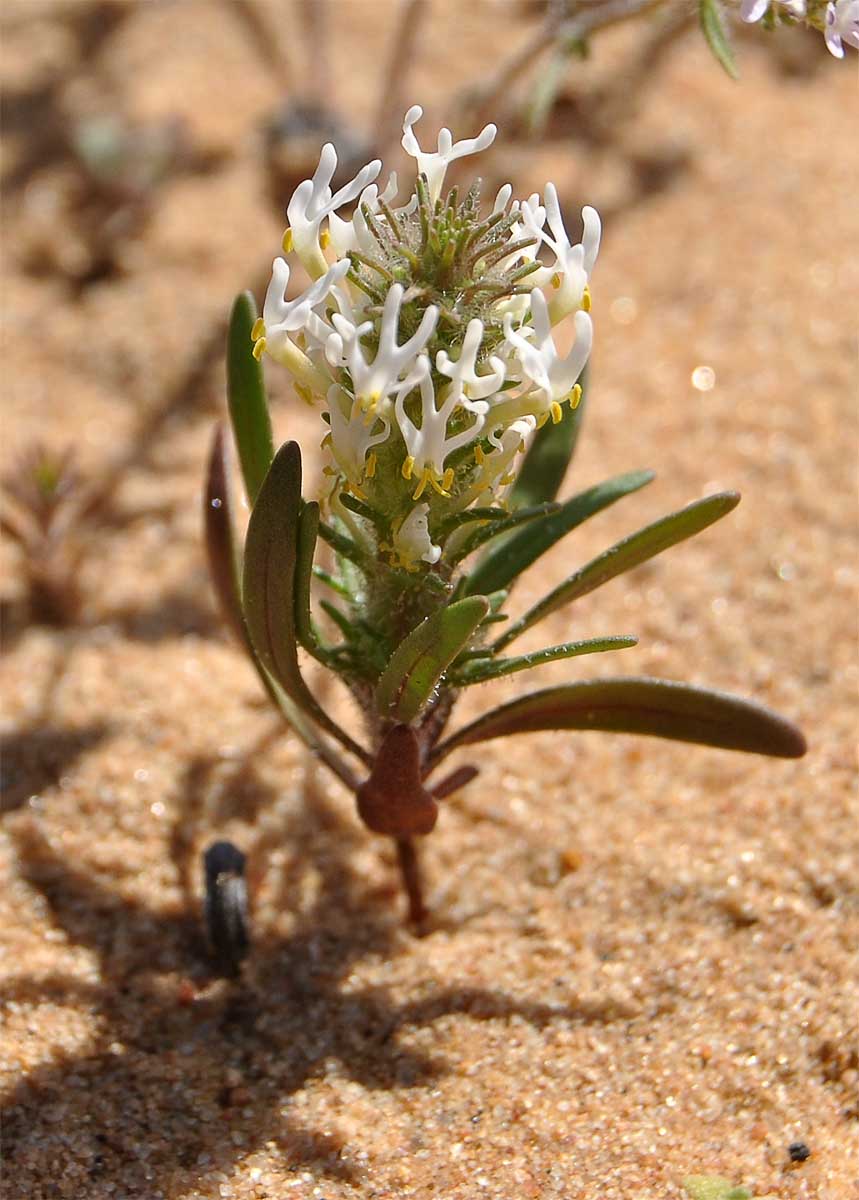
502,291 -> 593,421
740,0 -> 806,21
395,360 -> 486,498
324,384 -> 390,486
327,174 -> 400,259
520,187 -> 600,324
326,283 -> 439,415
825,0 -> 859,54
392,503 -> 441,566
260,257 -> 348,354
436,319 -> 506,414
286,143 -> 381,277
458,417 -> 537,509
401,105 -> 497,205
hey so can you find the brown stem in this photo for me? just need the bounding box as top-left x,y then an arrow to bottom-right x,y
396,838 -> 427,927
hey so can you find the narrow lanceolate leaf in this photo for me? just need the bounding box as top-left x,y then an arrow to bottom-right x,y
447,502 -> 561,566
204,429 -> 359,788
698,0 -> 739,80
495,492 -> 741,652
463,469 -> 655,597
436,506 -> 510,541
203,423 -> 245,644
429,678 -> 807,766
375,596 -> 490,724
450,636 -> 638,686
509,370 -> 588,509
227,291 -> 274,506
242,441 -> 370,764
294,499 -> 321,652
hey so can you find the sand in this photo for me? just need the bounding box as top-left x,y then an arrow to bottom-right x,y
1,2 -> 857,1198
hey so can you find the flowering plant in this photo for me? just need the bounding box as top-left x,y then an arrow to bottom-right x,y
205,107 -> 805,924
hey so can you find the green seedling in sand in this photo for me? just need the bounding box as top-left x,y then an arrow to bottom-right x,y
205,106 -> 805,925
1,443 -> 90,625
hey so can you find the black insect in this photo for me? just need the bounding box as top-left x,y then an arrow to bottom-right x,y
788,1141 -> 811,1163
203,841 -> 250,977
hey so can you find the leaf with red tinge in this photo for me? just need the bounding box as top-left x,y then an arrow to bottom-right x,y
203,423 -> 244,644
294,498 -> 321,652
430,677 -> 807,765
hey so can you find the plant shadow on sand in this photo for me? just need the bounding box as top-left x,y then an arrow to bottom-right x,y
3,742 -> 636,1194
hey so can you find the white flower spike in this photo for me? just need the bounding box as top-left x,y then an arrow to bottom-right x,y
401,105 -> 497,205
259,105 -> 601,565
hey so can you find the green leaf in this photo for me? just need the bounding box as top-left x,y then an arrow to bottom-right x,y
430,677 -> 807,766
375,596 -> 491,724
227,291 -> 274,506
683,1177 -> 752,1200
203,423 -> 245,645
463,469 -> 655,597
317,518 -> 372,573
242,441 -> 370,763
203,428 -> 360,789
312,566 -> 353,598
495,492 -> 741,652
448,501 -> 561,566
450,636 -> 637,685
698,0 -> 739,80
294,499 -> 321,652
436,506 -> 511,541
509,368 -> 588,508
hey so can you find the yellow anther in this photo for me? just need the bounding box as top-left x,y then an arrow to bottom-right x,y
536,411 -> 549,429
500,472 -> 515,486
252,337 -> 266,361
295,382 -> 314,406
412,469 -> 431,500
569,383 -> 583,409
348,482 -> 367,500
321,432 -> 332,449
551,272 -> 562,290
582,286 -> 592,313
441,468 -> 455,492
282,228 -> 293,254
551,401 -> 563,424
322,465 -> 338,477
474,444 -> 485,465
365,452 -> 377,479
401,455 -> 415,480
251,317 -> 265,342
319,228 -> 331,251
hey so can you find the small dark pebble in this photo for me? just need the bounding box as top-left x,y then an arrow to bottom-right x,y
203,840 -> 250,977
788,1141 -> 811,1162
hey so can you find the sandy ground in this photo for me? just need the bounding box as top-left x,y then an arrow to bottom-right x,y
1,2 -> 857,1198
